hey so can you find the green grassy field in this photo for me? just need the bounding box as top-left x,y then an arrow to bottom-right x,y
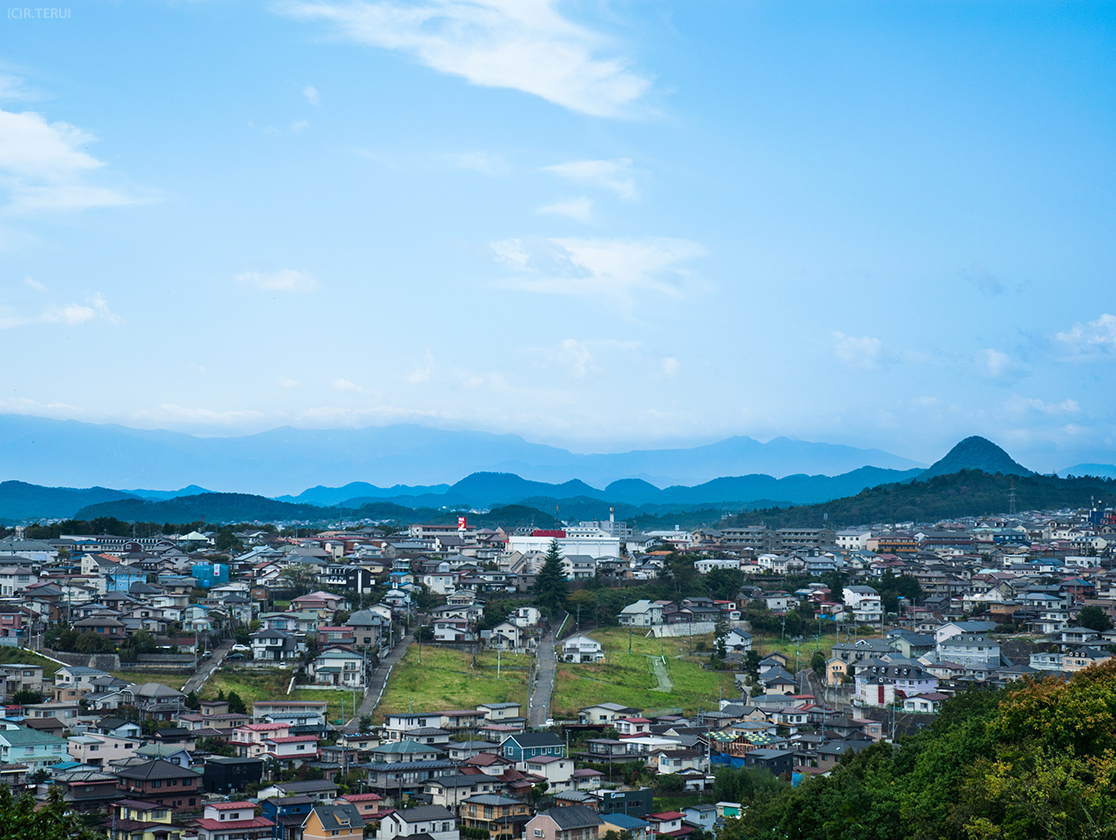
750,633 -> 840,667
111,671 -> 188,689
550,627 -> 738,719
0,648 -> 64,679
375,645 -> 530,723
198,668 -> 292,703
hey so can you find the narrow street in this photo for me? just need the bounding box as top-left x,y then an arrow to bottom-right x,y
181,639 -> 234,694
527,625 -> 556,728
344,631 -> 414,733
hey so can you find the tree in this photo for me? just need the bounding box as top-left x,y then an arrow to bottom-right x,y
278,563 -> 320,597
532,540 -> 569,616
214,528 -> 244,554
358,714 -> 373,733
1078,605 -> 1112,633
11,689 -> 43,705
226,691 -> 247,715
0,784 -> 98,840
715,613 -> 729,659
811,650 -> 827,678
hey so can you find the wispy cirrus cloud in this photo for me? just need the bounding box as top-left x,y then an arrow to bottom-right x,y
537,196 -> 592,222
491,235 -> 706,303
235,269 -> 318,293
542,157 -> 638,200
276,0 -> 652,117
0,293 -> 122,329
832,333 -> 883,369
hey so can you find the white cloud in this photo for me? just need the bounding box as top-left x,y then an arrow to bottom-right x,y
23,276 -> 45,292
555,339 -> 594,377
0,107 -> 148,212
661,356 -> 680,377
491,236 -> 706,303
278,377 -> 301,388
332,378 -> 365,393
978,348 -> 1014,378
1004,395 -> 1081,417
832,333 -> 883,369
0,75 -> 34,102
442,150 -> 508,175
0,293 -> 122,329
303,84 -> 321,105
537,196 -> 592,222
290,119 -> 310,133
133,404 -> 266,427
408,352 -> 434,383
1056,313 -> 1116,360
542,158 -> 637,200
277,0 -> 652,118
235,269 -> 318,293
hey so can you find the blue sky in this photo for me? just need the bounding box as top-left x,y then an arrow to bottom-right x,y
1,0 -> 1114,472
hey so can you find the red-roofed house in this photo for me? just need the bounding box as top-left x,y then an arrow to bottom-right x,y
233,722 -> 291,758
645,813 -> 691,837
193,801 -> 274,840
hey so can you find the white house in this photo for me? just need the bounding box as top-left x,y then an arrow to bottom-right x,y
379,805 -> 459,840
561,635 -> 604,664
843,586 -> 883,623
618,600 -> 663,627
309,649 -> 365,688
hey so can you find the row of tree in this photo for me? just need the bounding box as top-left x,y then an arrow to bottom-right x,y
723,660 -> 1116,839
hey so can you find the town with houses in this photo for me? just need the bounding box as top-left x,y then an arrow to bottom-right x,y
0,499 -> 1113,840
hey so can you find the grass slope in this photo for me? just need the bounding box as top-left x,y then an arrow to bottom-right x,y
0,648 -> 64,679
376,645 -> 530,723
551,627 -> 738,718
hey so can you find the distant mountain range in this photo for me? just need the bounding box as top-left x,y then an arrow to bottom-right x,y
2,434 -> 1098,527
0,414 -> 925,495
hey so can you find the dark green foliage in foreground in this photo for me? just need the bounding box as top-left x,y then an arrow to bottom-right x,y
726,661 -> 1116,840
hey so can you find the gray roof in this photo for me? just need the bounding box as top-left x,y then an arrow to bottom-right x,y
538,805 -> 603,830
309,802 -> 366,831
393,805 -> 455,823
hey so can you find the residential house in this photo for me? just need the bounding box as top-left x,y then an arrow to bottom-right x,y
577,704 -> 642,725
105,799 -> 182,840
301,802 -> 366,840
501,732 -> 564,762
308,649 -> 365,687
525,805 -> 603,840
0,722 -> 68,768
114,758 -> 203,809
251,628 -> 305,662
459,794 -> 531,840
379,805 -> 460,840
561,635 -> 605,664
193,802 -> 275,840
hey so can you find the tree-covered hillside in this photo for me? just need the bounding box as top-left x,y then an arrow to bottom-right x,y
724,470 -> 1116,528
729,661 -> 1116,840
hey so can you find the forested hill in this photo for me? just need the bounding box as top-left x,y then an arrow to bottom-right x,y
72,493 -> 424,524
727,661 -> 1116,840
724,469 -> 1116,528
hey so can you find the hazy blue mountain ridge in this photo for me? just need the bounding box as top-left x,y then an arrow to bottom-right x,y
0,414 -> 925,494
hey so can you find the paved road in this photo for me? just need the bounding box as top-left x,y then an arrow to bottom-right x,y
527,625 -> 556,728
181,639 -> 234,694
344,631 -> 414,733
